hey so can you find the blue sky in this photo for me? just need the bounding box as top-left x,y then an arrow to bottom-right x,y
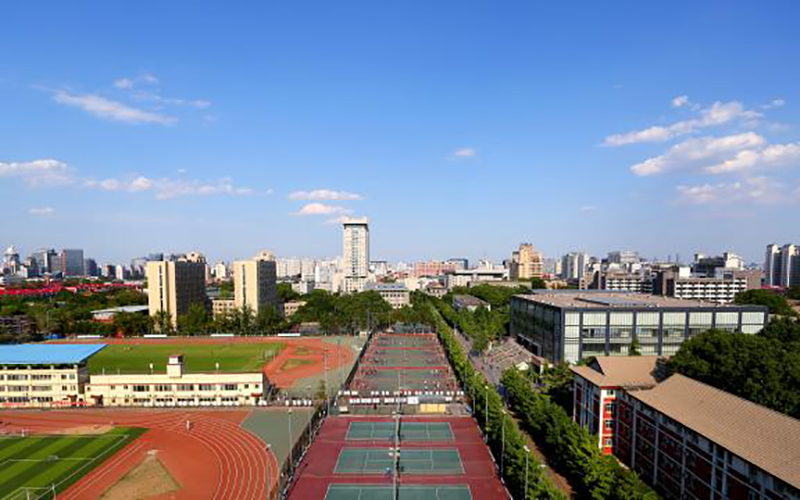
2,1 -> 799,265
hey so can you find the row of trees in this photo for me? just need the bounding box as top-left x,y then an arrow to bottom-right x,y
666,317 -> 800,419
734,289 -> 799,317
426,299 -> 564,499
502,369 -> 658,499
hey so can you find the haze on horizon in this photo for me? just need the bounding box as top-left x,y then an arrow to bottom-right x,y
1,1 -> 798,265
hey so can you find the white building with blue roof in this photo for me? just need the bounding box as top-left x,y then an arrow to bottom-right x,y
0,344 -> 106,408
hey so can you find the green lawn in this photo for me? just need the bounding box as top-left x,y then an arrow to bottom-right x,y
88,343 -> 284,375
0,427 -> 146,500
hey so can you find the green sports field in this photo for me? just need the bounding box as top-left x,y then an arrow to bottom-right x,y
88,343 -> 284,375
0,427 -> 145,500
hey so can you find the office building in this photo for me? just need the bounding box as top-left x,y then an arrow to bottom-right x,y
510,291 -> 768,364
608,250 -> 640,267
146,253 -> 207,327
571,356 -> 661,455
616,374 -> 800,499
594,271 -> 653,293
446,268 -> 508,289
413,260 -> 457,278
233,251 -> 278,314
510,243 -> 544,280
342,217 -> 370,293
87,354 -> 271,407
447,258 -> 469,271
653,267 -> 761,304
364,282 -> 410,309
60,249 -> 85,277
765,243 -> 800,287
561,252 -> 589,281
0,344 -> 105,408
692,252 -> 744,276
211,298 -> 236,317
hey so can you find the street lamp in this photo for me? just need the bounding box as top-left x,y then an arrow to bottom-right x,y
523,445 -> 530,499
265,443 -> 272,500
287,409 -> 293,474
500,409 -> 506,478
484,385 -> 489,441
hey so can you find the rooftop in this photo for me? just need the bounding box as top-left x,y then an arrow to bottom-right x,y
514,290 -> 762,309
91,305 -> 149,315
0,344 -> 106,365
365,282 -> 408,291
571,356 -> 661,389
630,374 -> 800,489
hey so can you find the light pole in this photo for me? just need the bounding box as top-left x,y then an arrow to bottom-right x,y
484,385 -> 489,442
500,409 -> 506,478
265,443 -> 272,500
287,409 -> 293,474
523,445 -> 530,499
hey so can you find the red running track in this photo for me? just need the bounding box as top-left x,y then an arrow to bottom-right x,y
0,410 -> 279,500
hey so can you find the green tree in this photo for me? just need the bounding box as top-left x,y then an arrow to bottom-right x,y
153,310 -> 175,335
629,338 -> 641,356
255,305 -> 284,335
530,277 -> 547,289
177,303 -> 211,335
112,311 -> 152,337
277,282 -> 300,302
734,289 -> 795,316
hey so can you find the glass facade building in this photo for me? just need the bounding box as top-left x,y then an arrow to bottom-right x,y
511,291 -> 769,364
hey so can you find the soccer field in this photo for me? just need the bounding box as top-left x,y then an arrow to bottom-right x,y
0,427 -> 145,500
88,342 -> 285,374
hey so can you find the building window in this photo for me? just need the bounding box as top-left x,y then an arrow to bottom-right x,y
199,384 -> 215,391
155,384 -> 171,392
605,402 -> 614,412
133,385 -> 149,392
605,419 -> 614,430
223,384 -> 237,391
604,437 -> 613,447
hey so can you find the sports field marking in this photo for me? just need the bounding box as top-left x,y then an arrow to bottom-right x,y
325,483 -> 472,500
397,449 -> 463,475
333,448 -> 463,475
346,422 -> 454,442
88,342 -> 285,374
0,429 -> 143,500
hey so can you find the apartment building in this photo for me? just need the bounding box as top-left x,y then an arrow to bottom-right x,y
211,298 -> 236,317
342,217 -> 369,293
87,354 -> 270,407
595,271 -> 653,293
653,267 -> 762,304
616,375 -> 800,499
765,244 -> 800,287
571,356 -> 661,455
510,291 -> 768,363
146,253 -> 207,327
233,251 -> 278,314
0,344 -> 105,408
510,243 -> 544,280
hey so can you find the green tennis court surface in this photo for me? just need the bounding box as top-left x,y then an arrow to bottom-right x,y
371,370 -> 448,380
325,484 -> 472,500
334,448 -> 463,475
0,427 -> 145,500
346,422 -> 454,442
366,357 -> 445,367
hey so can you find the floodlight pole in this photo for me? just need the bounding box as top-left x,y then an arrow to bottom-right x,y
287,409 -> 293,475
523,445 -> 530,499
501,409 -> 506,478
265,443 -> 272,500
484,385 -> 489,442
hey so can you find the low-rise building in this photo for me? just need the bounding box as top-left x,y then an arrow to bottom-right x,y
211,298 -> 236,317
0,344 -> 105,408
364,282 -> 410,309
617,374 -> 800,499
594,272 -> 653,293
511,291 -> 768,364
446,268 -> 507,289
452,295 -> 491,312
87,354 -> 270,407
282,300 -> 306,317
91,305 -> 149,322
571,356 -> 661,455
653,267 -> 762,304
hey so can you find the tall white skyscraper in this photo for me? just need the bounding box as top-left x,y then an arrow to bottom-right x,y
342,217 -> 369,293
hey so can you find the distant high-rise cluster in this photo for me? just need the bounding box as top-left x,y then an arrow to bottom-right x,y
765,244 -> 800,287
509,243 -> 544,280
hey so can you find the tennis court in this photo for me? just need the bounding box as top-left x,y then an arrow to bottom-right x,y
346,422 -> 454,442
325,484 -> 472,500
364,355 -> 445,368
334,448 -> 463,475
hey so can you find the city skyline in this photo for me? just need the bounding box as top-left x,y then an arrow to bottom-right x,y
2,2 -> 799,264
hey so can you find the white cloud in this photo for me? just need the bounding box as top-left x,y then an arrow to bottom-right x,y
672,95 -> 690,108
676,177 -> 790,205
113,78 -> 134,89
630,133 -> 766,176
450,148 -> 478,158
603,101 -> 762,146
85,176 -> 253,200
292,203 -> 353,216
703,141 -> 800,174
28,207 -> 55,216
288,189 -> 363,201
53,90 -> 176,125
0,159 -> 74,186
579,205 -> 598,212
761,98 -> 785,110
